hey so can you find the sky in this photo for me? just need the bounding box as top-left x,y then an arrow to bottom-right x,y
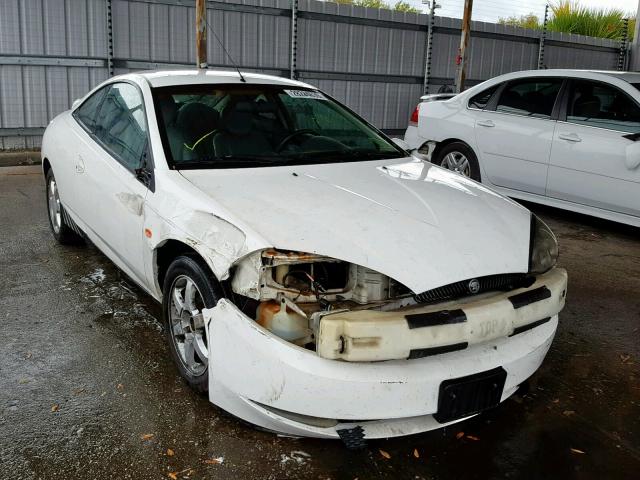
405,0 -> 639,23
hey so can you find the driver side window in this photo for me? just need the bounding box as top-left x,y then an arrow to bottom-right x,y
94,83 -> 148,171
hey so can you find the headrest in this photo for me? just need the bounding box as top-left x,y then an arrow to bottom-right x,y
223,101 -> 253,136
176,102 -> 220,138
255,101 -> 277,114
573,94 -> 601,118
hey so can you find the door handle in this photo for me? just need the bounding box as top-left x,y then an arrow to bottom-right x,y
558,132 -> 581,143
477,120 -> 495,127
75,155 -> 85,174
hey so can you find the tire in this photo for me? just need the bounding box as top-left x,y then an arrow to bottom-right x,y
433,142 -> 481,181
45,169 -> 84,245
162,255 -> 223,394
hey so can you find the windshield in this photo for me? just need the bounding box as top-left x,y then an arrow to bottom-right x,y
152,84 -> 405,169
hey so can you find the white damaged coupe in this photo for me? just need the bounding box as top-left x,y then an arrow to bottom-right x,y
42,70 -> 567,443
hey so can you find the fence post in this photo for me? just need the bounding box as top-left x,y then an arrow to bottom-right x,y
290,0 -> 299,80
618,18 -> 629,71
423,1 -> 436,95
537,4 -> 548,69
106,0 -> 114,76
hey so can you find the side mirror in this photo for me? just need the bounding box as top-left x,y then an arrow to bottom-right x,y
71,98 -> 81,110
625,141 -> 640,170
391,137 -> 411,152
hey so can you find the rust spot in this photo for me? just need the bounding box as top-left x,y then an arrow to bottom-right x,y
256,300 -> 281,328
144,228 -> 152,238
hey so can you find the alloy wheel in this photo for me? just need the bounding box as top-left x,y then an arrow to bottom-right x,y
169,275 -> 208,376
47,176 -> 62,234
441,151 -> 471,177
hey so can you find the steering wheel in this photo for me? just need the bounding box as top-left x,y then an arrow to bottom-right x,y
276,129 -> 317,152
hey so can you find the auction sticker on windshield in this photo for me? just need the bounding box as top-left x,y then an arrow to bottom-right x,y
284,89 -> 326,100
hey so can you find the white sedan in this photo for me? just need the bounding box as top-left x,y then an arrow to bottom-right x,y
405,69 -> 640,227
42,69 -> 566,442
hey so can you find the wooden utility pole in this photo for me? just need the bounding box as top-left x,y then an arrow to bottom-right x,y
196,0 -> 207,69
454,0 -> 473,92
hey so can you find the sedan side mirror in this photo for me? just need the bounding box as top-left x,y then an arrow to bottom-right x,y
625,141 -> 640,170
391,137 -> 411,152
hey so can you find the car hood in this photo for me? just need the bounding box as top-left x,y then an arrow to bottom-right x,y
180,158 -> 531,293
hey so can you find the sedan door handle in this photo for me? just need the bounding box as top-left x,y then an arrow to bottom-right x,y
477,120 -> 495,127
558,132 -> 581,143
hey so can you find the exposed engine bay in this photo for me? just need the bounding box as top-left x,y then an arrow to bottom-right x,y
229,249 -> 567,362
231,249 -> 414,348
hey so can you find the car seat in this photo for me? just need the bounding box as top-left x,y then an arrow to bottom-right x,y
213,102 -> 273,157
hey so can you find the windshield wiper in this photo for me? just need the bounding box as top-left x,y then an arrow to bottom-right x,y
174,155 -> 286,169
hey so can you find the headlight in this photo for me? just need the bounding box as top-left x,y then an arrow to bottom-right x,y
529,215 -> 558,274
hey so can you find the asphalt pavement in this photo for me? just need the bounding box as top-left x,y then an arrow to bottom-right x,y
1,165 -> 639,479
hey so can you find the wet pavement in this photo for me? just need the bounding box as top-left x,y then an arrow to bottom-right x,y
1,165 -> 639,479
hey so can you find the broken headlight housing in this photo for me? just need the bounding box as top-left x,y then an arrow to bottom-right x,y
529,215 -> 558,274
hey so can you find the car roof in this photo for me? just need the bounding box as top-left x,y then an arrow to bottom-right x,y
495,69 -> 640,84
129,69 -> 316,89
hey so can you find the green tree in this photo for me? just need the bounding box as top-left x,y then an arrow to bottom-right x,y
331,0 -> 421,14
498,1 -> 634,41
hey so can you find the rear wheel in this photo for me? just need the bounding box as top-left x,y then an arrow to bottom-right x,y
162,255 -> 223,394
45,169 -> 83,244
433,142 -> 481,181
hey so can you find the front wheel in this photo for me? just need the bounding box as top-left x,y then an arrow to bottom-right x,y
45,169 -> 83,244
162,255 -> 223,394
433,142 -> 481,181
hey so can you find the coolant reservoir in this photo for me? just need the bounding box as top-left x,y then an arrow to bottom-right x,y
256,298 -> 311,345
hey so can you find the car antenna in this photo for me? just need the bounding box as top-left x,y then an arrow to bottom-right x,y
180,0 -> 247,83
202,12 -> 247,83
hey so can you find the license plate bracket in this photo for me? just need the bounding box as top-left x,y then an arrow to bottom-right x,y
434,367 -> 507,423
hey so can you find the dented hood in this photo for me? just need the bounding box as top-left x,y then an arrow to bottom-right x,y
180,159 -> 531,293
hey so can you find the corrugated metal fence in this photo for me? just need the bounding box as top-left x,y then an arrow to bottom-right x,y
0,0 -> 625,149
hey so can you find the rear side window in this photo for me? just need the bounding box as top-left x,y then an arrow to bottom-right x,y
94,83 -> 148,171
468,85 -> 499,110
496,78 -> 562,119
566,80 -> 640,133
74,87 -> 107,130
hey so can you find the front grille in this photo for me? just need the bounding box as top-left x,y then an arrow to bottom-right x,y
413,273 -> 533,305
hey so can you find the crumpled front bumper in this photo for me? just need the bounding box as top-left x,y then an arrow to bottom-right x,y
204,268 -> 566,439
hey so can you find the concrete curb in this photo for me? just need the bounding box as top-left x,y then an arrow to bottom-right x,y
0,151 -> 41,167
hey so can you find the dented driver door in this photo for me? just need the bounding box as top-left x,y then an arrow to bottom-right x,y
80,82 -> 151,288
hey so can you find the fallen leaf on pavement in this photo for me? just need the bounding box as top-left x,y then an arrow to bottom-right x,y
167,448 -> 175,457
456,431 -> 465,440
570,448 -> 585,454
552,398 -> 560,403
413,448 -> 420,458
466,435 -> 480,441
51,404 -> 59,412
204,457 -> 224,465
620,354 -> 631,364
563,410 -> 575,416
140,433 -> 154,441
116,383 -> 124,390
379,449 -> 391,459
167,473 -> 177,480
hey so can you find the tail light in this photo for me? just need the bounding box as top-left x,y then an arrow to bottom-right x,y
410,104 -> 420,126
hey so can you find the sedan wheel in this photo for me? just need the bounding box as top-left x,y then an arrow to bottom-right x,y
169,275 -> 208,376
441,151 -> 471,177
47,175 -> 62,234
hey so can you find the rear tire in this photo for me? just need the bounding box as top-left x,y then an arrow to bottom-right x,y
162,255 -> 223,394
433,142 -> 481,181
45,169 -> 83,245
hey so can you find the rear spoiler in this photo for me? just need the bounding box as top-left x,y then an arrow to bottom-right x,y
420,93 -> 457,102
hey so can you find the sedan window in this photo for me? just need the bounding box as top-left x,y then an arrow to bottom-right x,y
566,80 -> 640,133
468,85 -> 499,110
94,83 -> 148,171
495,78 -> 562,119
74,86 -> 108,130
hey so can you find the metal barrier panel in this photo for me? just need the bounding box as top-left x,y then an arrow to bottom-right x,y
0,0 -> 624,148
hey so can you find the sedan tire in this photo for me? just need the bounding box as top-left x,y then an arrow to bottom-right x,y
162,255 -> 223,394
434,142 -> 481,181
45,169 -> 84,245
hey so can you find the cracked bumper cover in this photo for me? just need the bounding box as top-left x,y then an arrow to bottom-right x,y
204,268 -> 566,439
